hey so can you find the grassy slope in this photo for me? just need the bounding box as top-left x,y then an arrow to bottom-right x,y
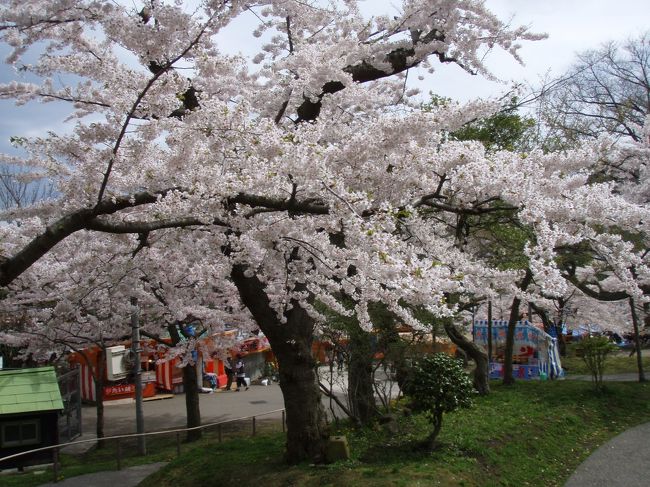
140,380 -> 650,487
3,380 -> 649,487
561,349 -> 650,375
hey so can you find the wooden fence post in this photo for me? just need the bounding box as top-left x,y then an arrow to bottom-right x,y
52,447 -> 59,483
116,438 -> 122,471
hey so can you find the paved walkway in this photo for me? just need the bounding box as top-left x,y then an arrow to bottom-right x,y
564,421 -> 650,487
35,462 -> 167,487
78,381 -> 287,440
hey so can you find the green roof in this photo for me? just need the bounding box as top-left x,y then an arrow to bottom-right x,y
0,367 -> 64,415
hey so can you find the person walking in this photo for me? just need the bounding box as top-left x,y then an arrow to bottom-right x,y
224,356 -> 234,391
235,355 -> 248,391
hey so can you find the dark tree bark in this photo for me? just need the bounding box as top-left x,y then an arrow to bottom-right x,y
503,298 -> 521,386
426,409 -> 444,450
443,319 -> 489,395
0,189 -> 179,286
165,322 -> 203,442
347,324 -> 377,426
93,349 -> 106,447
531,302 -> 567,357
183,363 -> 202,441
503,270 -> 533,386
72,348 -> 105,447
0,189 -> 328,288
295,32 -> 458,123
487,300 -> 493,365
629,298 -> 647,383
231,264 -> 328,464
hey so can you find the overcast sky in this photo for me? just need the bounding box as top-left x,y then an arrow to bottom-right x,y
409,0 -> 650,101
0,0 -> 649,153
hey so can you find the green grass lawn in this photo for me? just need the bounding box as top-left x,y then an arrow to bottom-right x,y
561,348 -> 650,375
3,380 -> 650,487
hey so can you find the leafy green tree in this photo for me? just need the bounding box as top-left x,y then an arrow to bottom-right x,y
452,104 -> 536,152
578,336 -> 619,391
424,94 -> 536,152
405,353 -> 474,449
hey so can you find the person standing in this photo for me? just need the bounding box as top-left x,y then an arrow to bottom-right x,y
224,356 -> 234,391
235,355 -> 248,391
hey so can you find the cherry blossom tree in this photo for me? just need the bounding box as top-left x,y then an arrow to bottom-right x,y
1,0 -> 648,464
0,228 -> 249,441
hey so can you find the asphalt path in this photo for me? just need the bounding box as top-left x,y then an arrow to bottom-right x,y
76,366 -> 390,441
36,462 -> 167,487
564,421 -> 650,487
75,382 -> 288,444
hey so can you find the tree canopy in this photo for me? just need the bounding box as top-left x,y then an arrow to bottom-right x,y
0,0 -> 648,462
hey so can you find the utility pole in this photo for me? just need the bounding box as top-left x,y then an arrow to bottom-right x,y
131,297 -> 146,455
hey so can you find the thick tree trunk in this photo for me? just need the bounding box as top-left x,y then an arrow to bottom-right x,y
532,302 -> 567,357
183,363 -> 202,441
347,325 -> 377,425
629,298 -> 647,383
555,326 -> 567,357
443,319 -> 489,395
503,270 -> 533,386
164,323 -> 202,441
231,264 -> 328,464
93,350 -> 105,448
275,323 -> 328,464
487,300 -> 493,365
502,300 -> 520,386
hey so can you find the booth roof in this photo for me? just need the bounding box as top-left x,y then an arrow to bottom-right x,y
0,366 -> 64,415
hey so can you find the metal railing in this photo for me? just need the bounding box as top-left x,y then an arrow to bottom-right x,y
0,408 -> 286,483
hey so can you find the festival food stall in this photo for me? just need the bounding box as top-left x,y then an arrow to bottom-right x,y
69,343 -> 175,402
473,320 -> 563,380
69,329 -> 272,402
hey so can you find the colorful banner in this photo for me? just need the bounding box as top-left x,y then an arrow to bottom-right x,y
474,320 -> 563,380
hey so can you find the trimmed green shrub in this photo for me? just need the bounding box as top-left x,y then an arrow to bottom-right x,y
405,353 -> 475,449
